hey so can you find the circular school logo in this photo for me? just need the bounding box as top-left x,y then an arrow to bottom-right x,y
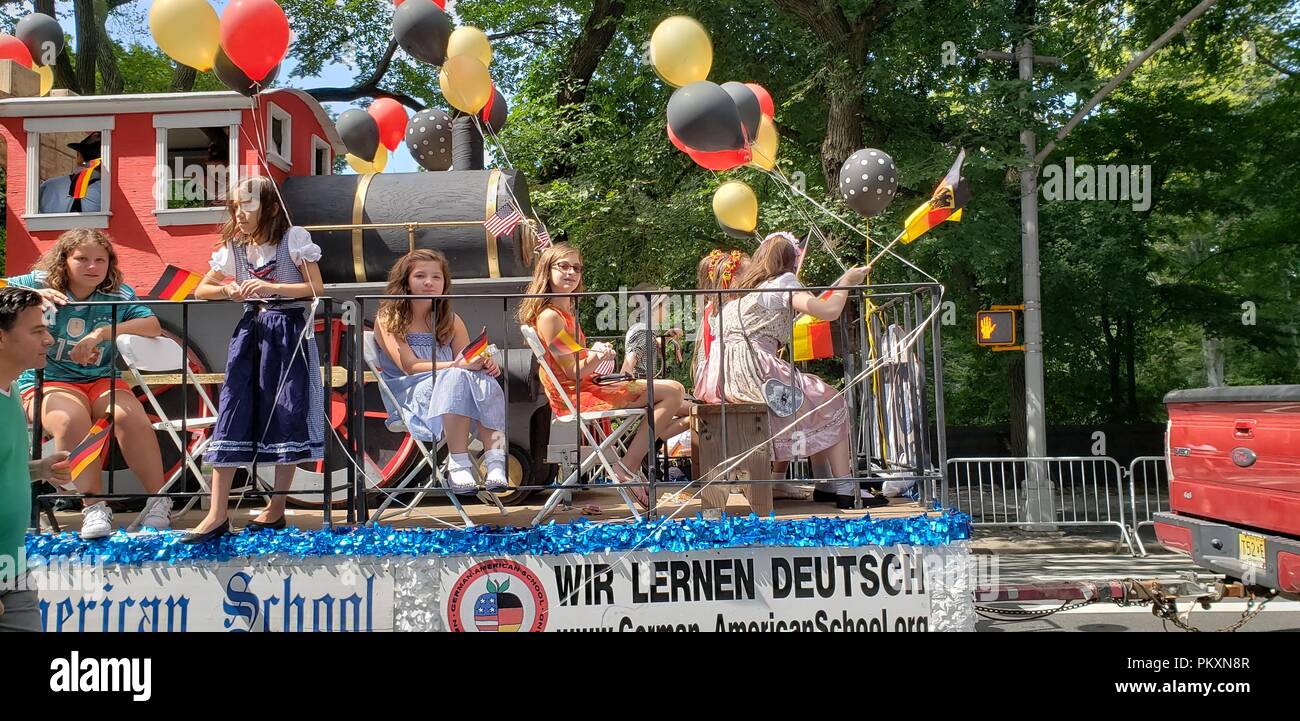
445,559 -> 548,632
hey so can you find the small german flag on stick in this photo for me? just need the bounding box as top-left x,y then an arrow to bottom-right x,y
462,327 -> 490,362
68,415 -> 112,481
547,329 -> 585,357
147,265 -> 204,301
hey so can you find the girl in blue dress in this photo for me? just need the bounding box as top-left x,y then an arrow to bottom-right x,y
184,176 -> 326,542
375,249 -> 509,494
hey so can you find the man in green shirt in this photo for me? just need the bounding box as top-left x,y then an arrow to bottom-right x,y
0,286 -> 70,632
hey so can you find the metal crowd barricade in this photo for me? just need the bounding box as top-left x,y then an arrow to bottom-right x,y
1127,455 -> 1169,556
350,280 -> 947,523
944,455 -> 1137,553
28,296 -> 351,533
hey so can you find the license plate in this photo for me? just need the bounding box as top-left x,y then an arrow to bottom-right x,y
1238,533 -> 1267,568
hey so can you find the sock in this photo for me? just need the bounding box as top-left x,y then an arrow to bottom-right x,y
446,453 -> 477,491
484,448 -> 509,484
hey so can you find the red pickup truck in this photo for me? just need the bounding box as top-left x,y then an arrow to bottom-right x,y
1155,386 -> 1300,600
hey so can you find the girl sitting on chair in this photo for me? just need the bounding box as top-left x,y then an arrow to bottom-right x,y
516,243 -> 687,510
719,232 -> 871,509
7,228 -> 171,538
375,249 -> 509,494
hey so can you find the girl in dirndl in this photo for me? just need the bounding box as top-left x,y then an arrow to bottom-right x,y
184,176 -> 326,543
719,232 -> 869,509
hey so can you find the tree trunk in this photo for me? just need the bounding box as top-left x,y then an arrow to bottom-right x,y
1202,336 -> 1225,387
1123,313 -> 1137,419
1101,314 -> 1121,420
1009,352 -> 1028,456
73,0 -> 97,95
557,0 -> 625,108
170,63 -> 197,93
94,4 -> 124,95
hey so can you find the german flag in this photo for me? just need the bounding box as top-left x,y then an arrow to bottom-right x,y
0,278 -> 8,288
147,265 -> 204,301
792,291 -> 836,362
68,415 -> 112,481
901,149 -> 970,244
547,328 -> 585,357
71,159 -> 101,200
462,327 -> 489,362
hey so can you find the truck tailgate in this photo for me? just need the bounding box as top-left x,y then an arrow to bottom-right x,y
1165,385 -> 1300,537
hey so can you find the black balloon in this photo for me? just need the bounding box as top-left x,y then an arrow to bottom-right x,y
16,13 -> 64,66
666,81 -> 747,153
479,87 -> 508,134
406,108 -> 454,171
337,109 -> 381,163
839,148 -> 898,217
214,48 -> 278,96
393,0 -> 451,66
721,81 -> 760,144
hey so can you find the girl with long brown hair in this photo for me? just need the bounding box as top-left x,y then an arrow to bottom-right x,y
184,176 -> 326,543
518,243 -> 687,509
374,249 -> 509,493
5,228 -> 171,538
720,232 -> 871,509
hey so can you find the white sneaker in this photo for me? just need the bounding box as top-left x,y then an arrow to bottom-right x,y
445,453 -> 479,494
81,502 -> 114,540
483,449 -> 510,491
140,497 -> 173,531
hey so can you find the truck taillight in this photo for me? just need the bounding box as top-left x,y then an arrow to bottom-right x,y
1279,552 -> 1300,593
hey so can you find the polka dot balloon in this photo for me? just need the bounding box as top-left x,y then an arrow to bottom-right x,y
406,108 -> 454,171
839,148 -> 897,217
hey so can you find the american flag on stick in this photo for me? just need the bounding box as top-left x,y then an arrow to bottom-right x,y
534,221 -> 552,250
484,203 -> 524,237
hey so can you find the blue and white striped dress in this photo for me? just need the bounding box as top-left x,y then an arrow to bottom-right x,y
376,332 -> 506,443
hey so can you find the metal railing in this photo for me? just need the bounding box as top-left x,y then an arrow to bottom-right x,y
945,455 -> 1137,554
24,281 -> 948,533
1128,455 -> 1170,556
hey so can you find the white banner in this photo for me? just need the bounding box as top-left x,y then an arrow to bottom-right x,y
439,545 -> 934,632
32,561 -> 394,633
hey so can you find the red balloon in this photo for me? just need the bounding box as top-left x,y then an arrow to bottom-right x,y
221,0 -> 290,83
368,98 -> 408,151
394,0 -> 445,6
0,34 -> 34,69
746,83 -> 775,119
667,125 -> 750,170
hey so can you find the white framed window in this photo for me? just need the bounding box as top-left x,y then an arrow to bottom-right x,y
266,102 -> 292,171
23,116 -> 114,231
153,110 -> 241,226
310,135 -> 331,176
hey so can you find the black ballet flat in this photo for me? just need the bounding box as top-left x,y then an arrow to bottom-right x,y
180,520 -> 230,545
813,489 -> 839,503
244,516 -> 287,532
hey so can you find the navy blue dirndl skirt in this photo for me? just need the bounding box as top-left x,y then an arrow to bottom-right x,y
205,307 -> 326,466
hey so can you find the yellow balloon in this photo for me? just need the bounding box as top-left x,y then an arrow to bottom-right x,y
439,55 -> 493,114
149,0 -> 221,72
748,115 -> 780,170
713,181 -> 758,234
372,144 -> 388,173
447,27 -> 493,69
649,16 -> 712,87
346,153 -> 374,174
35,64 -> 53,96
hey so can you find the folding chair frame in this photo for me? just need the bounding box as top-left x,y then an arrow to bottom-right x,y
360,331 -> 505,528
519,325 -> 646,525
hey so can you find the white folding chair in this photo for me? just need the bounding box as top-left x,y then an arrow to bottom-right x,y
361,331 -> 505,527
115,334 -> 219,529
520,325 -> 646,524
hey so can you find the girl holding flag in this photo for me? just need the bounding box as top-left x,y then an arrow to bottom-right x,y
517,244 -> 687,508
184,176 -> 326,543
375,250 -> 509,494
720,232 -> 870,509
6,228 -> 171,538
